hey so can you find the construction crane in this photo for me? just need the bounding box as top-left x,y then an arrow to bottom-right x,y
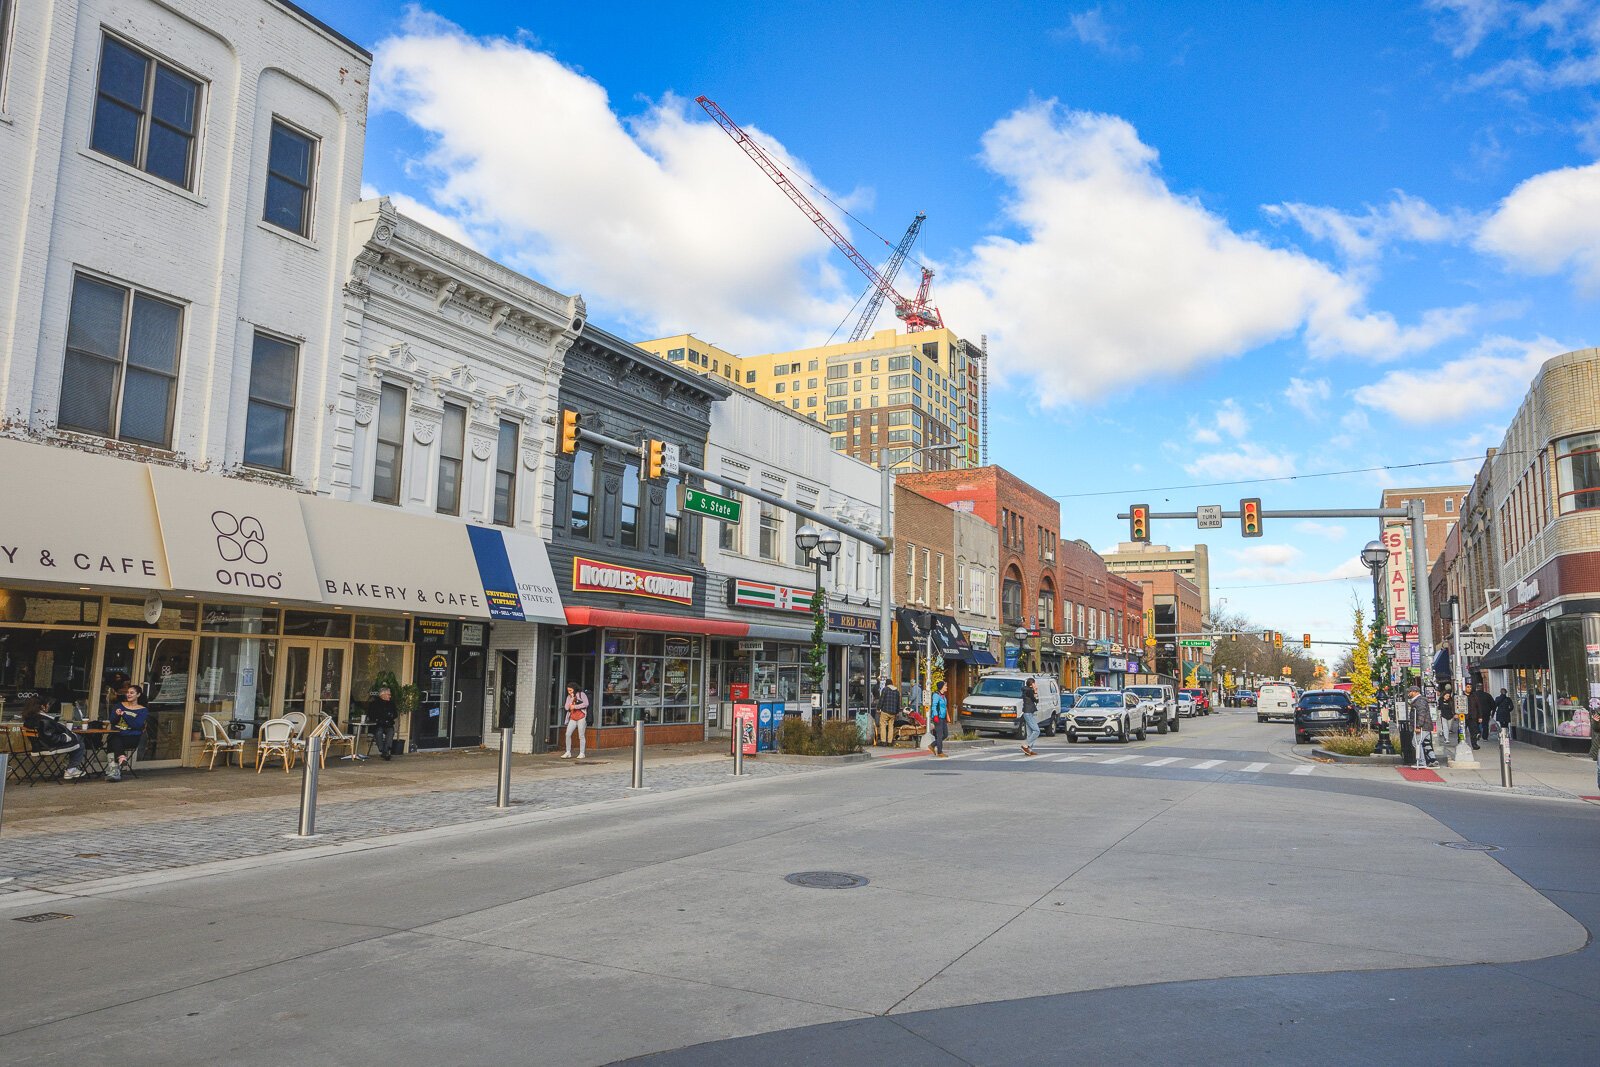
850,213 -> 928,341
696,95 -> 944,334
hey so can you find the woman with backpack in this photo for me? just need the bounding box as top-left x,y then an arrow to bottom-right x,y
563,683 -> 590,759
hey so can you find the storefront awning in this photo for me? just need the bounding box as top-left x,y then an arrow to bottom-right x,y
744,622 -> 866,646
1477,618 -> 1546,669
565,606 -> 748,637
896,608 -> 969,658
964,649 -> 999,667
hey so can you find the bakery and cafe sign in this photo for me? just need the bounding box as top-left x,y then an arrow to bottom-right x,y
573,557 -> 694,605
729,578 -> 814,614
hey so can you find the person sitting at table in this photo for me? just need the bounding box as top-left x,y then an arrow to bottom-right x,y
105,683 -> 149,782
20,695 -> 87,781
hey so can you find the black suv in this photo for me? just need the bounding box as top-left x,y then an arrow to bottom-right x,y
1294,690 -> 1357,745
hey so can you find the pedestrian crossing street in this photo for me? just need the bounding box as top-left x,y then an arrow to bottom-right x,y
943,749 -> 1318,777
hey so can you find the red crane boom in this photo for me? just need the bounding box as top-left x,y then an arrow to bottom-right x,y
696,95 -> 943,333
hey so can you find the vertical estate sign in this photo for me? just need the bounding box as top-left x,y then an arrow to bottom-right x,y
1381,524 -> 1413,625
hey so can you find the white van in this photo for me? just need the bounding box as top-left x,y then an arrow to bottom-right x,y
959,672 -> 1063,739
1257,683 -> 1295,723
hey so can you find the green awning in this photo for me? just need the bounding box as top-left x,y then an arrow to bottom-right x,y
1194,666 -> 1213,681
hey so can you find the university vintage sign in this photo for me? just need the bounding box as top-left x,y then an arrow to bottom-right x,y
729,578 -> 815,614
573,557 -> 695,605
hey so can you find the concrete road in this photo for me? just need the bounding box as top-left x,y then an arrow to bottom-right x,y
2,711 -> 1596,1066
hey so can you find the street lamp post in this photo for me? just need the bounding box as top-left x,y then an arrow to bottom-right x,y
796,524 -> 842,718
1361,540 -> 1391,744
878,440 -> 960,709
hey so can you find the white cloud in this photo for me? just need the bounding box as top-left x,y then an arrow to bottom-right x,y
1427,0 -> 1513,58
1477,161 -> 1600,291
1182,442 -> 1297,480
1283,377 -> 1331,417
1213,398 -> 1248,438
372,13 -> 855,352
1059,7 -> 1139,57
1294,520 -> 1349,540
1190,426 -> 1221,445
1264,192 -> 1471,261
1431,0 -> 1600,89
1232,544 -> 1304,568
1352,335 -> 1568,423
939,103 -> 1474,404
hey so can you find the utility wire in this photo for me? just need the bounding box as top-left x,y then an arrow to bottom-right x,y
1053,452 -> 1528,500
1214,575 -> 1368,590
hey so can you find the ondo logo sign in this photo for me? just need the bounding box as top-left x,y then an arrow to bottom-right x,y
211,510 -> 282,589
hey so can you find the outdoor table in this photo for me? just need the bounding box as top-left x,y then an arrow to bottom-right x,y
70,726 -> 112,776
347,717 -> 371,761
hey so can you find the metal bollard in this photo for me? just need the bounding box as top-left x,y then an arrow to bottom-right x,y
496,726 -> 514,808
733,734 -> 745,777
1499,728 -> 1513,788
629,719 -> 645,789
297,736 -> 321,837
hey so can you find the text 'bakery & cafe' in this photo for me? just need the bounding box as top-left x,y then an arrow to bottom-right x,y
0,438 -> 564,767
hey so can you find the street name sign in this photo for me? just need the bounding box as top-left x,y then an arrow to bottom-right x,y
683,487 -> 741,522
1196,505 -> 1223,530
1179,638 -> 1213,648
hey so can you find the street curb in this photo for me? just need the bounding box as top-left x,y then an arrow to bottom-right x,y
1313,748 -> 1404,765
757,752 -> 872,766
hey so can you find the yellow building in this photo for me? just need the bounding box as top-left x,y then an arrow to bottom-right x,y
638,328 -> 983,472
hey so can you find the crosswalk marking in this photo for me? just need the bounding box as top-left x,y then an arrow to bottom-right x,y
1290,766 -> 1314,775
977,753 -> 1016,761
936,751 -> 1316,777
1191,759 -> 1224,769
1054,755 -> 1089,762
1144,757 -> 1180,766
1240,762 -> 1269,773
1098,755 -> 1138,764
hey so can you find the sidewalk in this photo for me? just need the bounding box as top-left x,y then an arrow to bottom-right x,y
1279,733 -> 1600,801
0,744 -> 817,896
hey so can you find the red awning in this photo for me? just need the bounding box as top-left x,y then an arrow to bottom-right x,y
563,607 -> 749,637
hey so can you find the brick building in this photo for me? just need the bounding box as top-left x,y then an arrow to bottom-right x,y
1060,538 -> 1148,689
898,466 -> 1063,675
1127,571 -> 1205,685
1380,486 -> 1468,567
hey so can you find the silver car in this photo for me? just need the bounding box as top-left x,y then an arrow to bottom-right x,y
1067,690 -> 1147,744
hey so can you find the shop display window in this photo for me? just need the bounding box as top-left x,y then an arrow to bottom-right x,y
0,588 -> 100,626
107,597 -> 196,629
201,604 -> 279,633
0,626 -> 97,716
599,632 -> 702,726
354,615 -> 409,642
195,636 -> 277,731
284,610 -> 352,638
1547,615 -> 1599,739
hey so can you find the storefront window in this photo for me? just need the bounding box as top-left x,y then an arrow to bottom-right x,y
1510,665 -> 1554,734
201,604 -> 280,633
1547,615 -> 1599,739
195,636 -> 277,730
0,627 -> 97,714
284,610 -> 352,638
1555,432 -> 1600,514
108,597 -> 197,629
351,641 -> 407,717
0,589 -> 100,626
599,632 -> 702,726
354,615 -> 408,641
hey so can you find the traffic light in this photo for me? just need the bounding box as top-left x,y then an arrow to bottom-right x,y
1261,629 -> 1272,644
1281,665 -> 1292,676
1273,631 -> 1283,649
1240,497 -> 1262,537
1230,632 -> 1238,641
559,409 -> 581,455
1302,633 -> 1311,650
645,439 -> 666,480
1129,503 -> 1150,543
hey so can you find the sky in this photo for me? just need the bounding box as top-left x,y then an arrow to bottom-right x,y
304,0 -> 1600,661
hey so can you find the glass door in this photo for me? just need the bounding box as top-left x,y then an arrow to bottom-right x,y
142,634 -> 195,763
280,642 -> 350,731
451,647 -> 485,747
281,643 -> 314,724
315,646 -> 347,724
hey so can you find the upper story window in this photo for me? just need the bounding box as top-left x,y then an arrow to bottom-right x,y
759,504 -> 782,561
1444,496 -> 1454,513
664,476 -> 683,556
244,331 -> 298,472
372,383 -> 406,505
619,460 -> 641,548
91,36 -> 201,190
719,492 -> 742,553
59,273 -> 183,449
493,420 -> 518,526
1556,432 -> 1600,514
264,120 -> 317,237
435,403 -> 466,515
569,449 -> 595,538
1001,577 -> 1023,626
0,0 -> 14,110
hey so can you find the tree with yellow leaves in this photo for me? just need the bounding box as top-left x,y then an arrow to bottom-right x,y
1350,605 -> 1375,707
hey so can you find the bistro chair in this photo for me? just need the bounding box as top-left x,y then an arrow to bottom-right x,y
303,716 -> 336,768
2,722 -> 38,783
199,714 -> 246,770
255,718 -> 297,773
317,714 -> 357,764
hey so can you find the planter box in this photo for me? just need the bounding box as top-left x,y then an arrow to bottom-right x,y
1312,748 -> 1402,765
758,752 -> 873,766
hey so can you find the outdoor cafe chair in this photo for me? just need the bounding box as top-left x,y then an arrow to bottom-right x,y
255,718 -> 297,773
3,718 -> 79,785
199,714 -> 246,770
316,714 -> 357,765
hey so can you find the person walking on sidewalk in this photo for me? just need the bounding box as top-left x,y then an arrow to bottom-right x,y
1020,678 -> 1041,756
1494,689 -> 1513,735
367,685 -> 399,761
1402,685 -> 1426,766
929,681 -> 949,758
562,683 -> 590,759
875,679 -> 901,747
1466,682 -> 1492,747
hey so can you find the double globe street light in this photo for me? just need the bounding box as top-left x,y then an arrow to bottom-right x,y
795,523 -> 842,717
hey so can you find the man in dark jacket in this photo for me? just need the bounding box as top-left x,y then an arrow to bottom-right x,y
875,679 -> 901,746
1494,689 -> 1513,733
1466,682 -> 1493,747
367,686 -> 399,761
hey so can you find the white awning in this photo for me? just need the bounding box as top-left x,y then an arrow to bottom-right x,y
0,438 -> 169,590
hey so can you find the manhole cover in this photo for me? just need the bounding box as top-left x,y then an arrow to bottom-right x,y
13,912 -> 72,923
785,871 -> 869,889
1440,841 -> 1500,852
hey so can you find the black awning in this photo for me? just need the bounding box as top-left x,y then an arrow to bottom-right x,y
1477,618 -> 1546,669
896,608 -> 968,658
963,648 -> 999,667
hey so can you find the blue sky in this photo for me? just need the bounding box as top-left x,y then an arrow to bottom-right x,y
304,0 -> 1600,657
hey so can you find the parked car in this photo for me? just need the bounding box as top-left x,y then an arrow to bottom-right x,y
1067,689 -> 1147,743
1180,688 -> 1211,714
1177,692 -> 1197,718
1126,684 -> 1178,734
959,672 -> 1063,739
1230,689 -> 1256,708
1294,690 -> 1359,745
1257,682 -> 1296,723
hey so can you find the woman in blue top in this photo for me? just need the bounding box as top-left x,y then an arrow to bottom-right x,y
106,683 -> 149,781
930,681 -> 949,758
